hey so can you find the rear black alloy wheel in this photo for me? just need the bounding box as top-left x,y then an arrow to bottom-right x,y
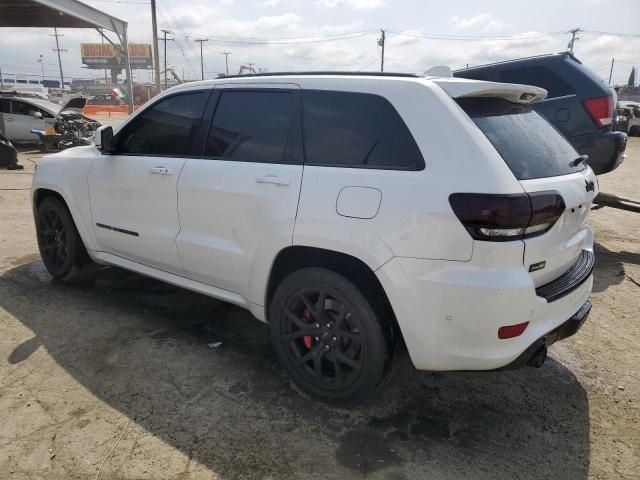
36,197 -> 97,281
283,287 -> 363,389
270,268 -> 389,404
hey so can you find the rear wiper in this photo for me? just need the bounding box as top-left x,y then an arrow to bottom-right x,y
571,154 -> 589,167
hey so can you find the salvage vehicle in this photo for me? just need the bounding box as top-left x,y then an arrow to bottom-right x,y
0,96 -> 100,146
31,73 -> 596,403
615,101 -> 640,136
0,96 -> 57,142
87,93 -> 123,105
454,53 -> 627,175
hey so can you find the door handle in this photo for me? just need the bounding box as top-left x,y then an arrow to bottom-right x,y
255,175 -> 290,186
5,118 -> 14,122
149,167 -> 172,175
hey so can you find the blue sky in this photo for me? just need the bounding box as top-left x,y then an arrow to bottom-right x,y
1,0 -> 638,84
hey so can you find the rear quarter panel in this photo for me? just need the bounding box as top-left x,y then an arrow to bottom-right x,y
293,78 -> 525,264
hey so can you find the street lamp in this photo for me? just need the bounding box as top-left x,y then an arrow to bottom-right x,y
38,55 -> 44,83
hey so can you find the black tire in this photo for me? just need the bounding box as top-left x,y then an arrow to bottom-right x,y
269,267 -> 391,404
35,197 -> 98,282
630,125 -> 640,137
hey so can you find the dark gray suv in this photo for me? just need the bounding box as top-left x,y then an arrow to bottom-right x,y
454,52 -> 627,175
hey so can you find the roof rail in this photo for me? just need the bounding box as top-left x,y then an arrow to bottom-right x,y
218,71 -> 424,79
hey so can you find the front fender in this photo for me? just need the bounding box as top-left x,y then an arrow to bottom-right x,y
32,147 -> 98,252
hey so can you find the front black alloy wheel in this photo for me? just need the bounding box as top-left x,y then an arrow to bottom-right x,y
36,197 -> 97,281
38,205 -> 69,271
269,268 -> 390,404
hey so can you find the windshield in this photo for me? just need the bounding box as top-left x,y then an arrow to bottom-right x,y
457,97 -> 585,180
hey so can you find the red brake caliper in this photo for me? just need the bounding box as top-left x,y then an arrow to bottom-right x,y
302,308 -> 312,350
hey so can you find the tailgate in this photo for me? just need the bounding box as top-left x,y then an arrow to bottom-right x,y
520,168 -> 597,286
454,91 -> 599,289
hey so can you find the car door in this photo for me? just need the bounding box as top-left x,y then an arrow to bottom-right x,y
176,85 -> 304,301
88,88 -> 212,274
5,100 -> 45,141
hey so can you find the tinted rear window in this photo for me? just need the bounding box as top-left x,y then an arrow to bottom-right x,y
458,97 -> 584,180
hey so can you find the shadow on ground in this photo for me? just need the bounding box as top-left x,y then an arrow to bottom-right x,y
592,241 -> 640,293
1,261 -> 590,479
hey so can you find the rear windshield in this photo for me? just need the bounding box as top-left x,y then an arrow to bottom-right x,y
457,97 -> 584,180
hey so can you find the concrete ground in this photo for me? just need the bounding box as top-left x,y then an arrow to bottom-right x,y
0,140 -> 638,480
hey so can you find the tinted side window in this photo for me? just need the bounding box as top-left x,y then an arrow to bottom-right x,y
0,99 -> 10,114
302,90 -> 423,170
498,66 -> 573,98
118,91 -> 207,156
205,90 -> 294,164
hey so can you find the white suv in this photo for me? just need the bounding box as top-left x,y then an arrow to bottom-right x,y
32,73 -> 596,403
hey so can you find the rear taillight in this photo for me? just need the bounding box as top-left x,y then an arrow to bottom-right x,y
448,191 -> 565,242
583,95 -> 613,128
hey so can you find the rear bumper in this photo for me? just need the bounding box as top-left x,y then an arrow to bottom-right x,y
376,238 -> 594,371
500,300 -> 591,369
570,130 -> 627,175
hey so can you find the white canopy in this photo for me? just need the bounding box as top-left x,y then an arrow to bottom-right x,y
0,0 -> 134,112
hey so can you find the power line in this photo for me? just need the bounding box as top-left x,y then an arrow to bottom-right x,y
184,29 -> 378,41
356,56 -> 380,71
88,0 -> 149,3
386,30 -> 567,41
168,31 -> 373,45
157,0 -> 198,78
582,30 -> 640,38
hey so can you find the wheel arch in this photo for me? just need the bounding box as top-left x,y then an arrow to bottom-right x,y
33,188 -> 66,210
32,187 -> 98,253
264,245 -> 403,347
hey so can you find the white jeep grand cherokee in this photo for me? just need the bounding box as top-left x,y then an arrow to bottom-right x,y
32,72 -> 596,403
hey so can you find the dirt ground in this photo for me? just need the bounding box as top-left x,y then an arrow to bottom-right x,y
0,140 -> 638,480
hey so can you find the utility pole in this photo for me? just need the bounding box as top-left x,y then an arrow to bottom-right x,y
195,38 -> 208,80
51,28 -> 67,90
0,66 -> 4,89
38,54 -> 44,83
377,29 -> 386,72
567,28 -> 582,53
150,0 -> 161,90
608,58 -> 615,85
99,31 -> 108,86
220,52 -> 231,75
161,29 -> 174,90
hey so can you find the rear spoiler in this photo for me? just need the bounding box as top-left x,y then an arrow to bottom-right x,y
431,77 -> 547,105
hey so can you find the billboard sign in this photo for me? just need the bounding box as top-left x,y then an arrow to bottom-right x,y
81,43 -> 152,69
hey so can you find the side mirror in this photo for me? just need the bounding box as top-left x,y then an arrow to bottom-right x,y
33,111 -> 43,119
95,125 -> 114,153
